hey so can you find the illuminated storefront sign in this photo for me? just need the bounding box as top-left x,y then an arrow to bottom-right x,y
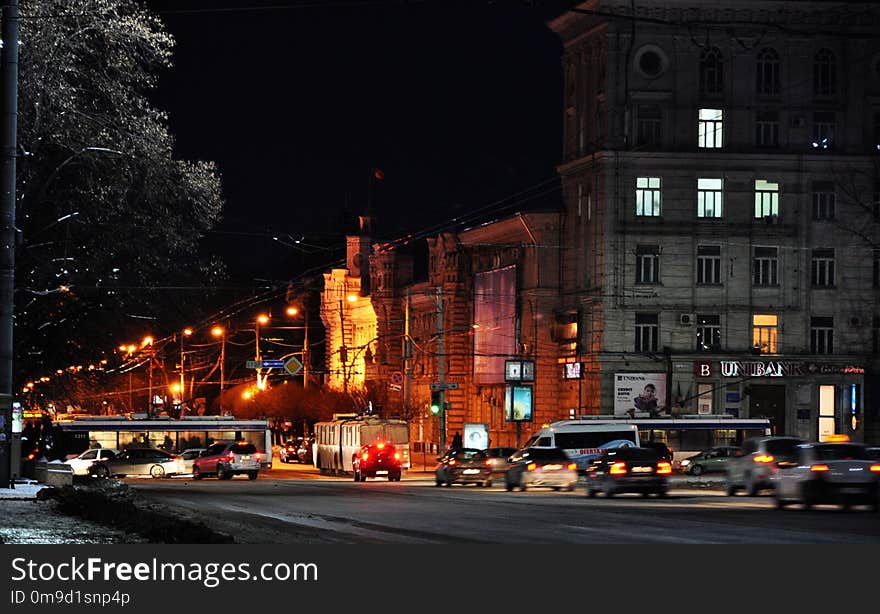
718,361 -> 864,378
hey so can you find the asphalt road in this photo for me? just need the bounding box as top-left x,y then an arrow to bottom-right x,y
123,462 -> 880,544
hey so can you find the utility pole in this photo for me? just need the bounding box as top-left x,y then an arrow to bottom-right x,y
302,308 -> 309,389
436,286 -> 446,450
339,297 -> 348,395
0,0 -> 19,487
404,288 -> 412,419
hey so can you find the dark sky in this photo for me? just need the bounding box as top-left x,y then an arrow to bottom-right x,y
145,0 -> 567,285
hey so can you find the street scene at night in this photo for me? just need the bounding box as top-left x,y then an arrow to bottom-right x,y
2,0 -> 880,560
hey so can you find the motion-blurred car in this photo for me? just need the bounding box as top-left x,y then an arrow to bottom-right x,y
353,441 -> 402,481
679,446 -> 743,476
485,446 -> 516,474
66,448 -> 119,476
772,442 -> 880,511
192,441 -> 261,480
279,439 -> 303,463
641,441 -> 673,464
504,447 -> 578,492
584,447 -> 670,497
726,436 -> 804,496
866,447 -> 880,460
90,448 -> 180,479
296,437 -> 314,464
177,448 -> 206,474
435,448 -> 492,487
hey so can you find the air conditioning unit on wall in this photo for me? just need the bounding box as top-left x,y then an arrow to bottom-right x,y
679,313 -> 695,326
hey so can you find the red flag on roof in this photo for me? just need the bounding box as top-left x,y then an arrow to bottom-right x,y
373,168 -> 385,180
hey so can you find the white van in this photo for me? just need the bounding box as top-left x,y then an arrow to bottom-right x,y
521,421 -> 640,473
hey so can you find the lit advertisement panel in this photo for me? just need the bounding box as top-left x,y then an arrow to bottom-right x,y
473,265 -> 516,384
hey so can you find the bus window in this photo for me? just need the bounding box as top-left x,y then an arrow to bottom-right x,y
681,429 -> 711,452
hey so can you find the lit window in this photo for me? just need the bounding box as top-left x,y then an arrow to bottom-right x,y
697,178 -> 723,218
811,248 -> 835,287
698,108 -> 723,148
636,177 -> 661,216
810,316 -> 834,354
753,246 -> 778,286
697,245 -> 722,285
753,314 -> 778,354
754,180 -> 779,219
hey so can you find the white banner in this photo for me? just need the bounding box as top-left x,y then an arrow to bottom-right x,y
614,373 -> 668,417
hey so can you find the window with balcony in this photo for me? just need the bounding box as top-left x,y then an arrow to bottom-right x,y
699,47 -> 723,95
636,177 -> 661,217
754,180 -> 779,219
698,108 -> 723,148
756,48 -> 780,95
811,111 -> 836,150
636,105 -> 663,147
813,49 -> 837,96
696,315 -> 721,352
752,314 -> 778,354
756,111 -> 780,148
697,178 -> 723,218
810,316 -> 834,354
753,246 -> 779,286
635,313 -> 659,352
635,245 -> 660,284
697,245 -> 722,285
811,182 -> 835,220
811,248 -> 835,287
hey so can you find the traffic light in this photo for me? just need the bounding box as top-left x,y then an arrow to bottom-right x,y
430,390 -> 442,415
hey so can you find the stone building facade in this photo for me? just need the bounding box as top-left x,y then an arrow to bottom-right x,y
550,1 -> 880,442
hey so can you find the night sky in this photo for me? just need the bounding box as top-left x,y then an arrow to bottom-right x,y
145,0 -> 567,286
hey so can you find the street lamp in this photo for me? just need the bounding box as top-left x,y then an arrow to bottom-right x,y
211,326 -> 225,413
255,313 -> 269,391
142,336 -> 154,416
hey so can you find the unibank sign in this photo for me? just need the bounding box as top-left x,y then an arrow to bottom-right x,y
717,361 -> 865,377
720,361 -> 800,377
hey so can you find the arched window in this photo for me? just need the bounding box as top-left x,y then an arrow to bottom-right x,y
699,47 -> 723,95
756,48 -> 780,95
813,49 -> 837,96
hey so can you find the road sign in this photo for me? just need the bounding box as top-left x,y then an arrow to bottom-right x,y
284,356 -> 303,376
246,359 -> 285,369
430,382 -> 459,391
246,360 -> 259,369
390,371 -> 404,385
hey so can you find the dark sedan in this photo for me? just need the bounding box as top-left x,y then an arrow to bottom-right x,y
585,447 -> 671,498
435,448 -> 492,487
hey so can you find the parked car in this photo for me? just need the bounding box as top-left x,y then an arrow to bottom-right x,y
485,446 -> 516,474
725,436 -> 805,496
772,442 -> 880,511
584,447 -> 671,498
352,441 -> 402,481
279,439 -> 303,463
66,448 -> 119,476
435,448 -> 492,487
679,446 -> 743,476
177,448 -> 206,474
90,448 -> 180,479
504,447 -> 578,492
192,441 -> 262,480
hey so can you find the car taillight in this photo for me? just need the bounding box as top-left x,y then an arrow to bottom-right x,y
376,442 -> 385,450
227,451 -> 235,461
567,462 -> 577,471
871,465 -> 880,473
394,452 -> 401,461
656,461 -> 672,475
26,453 -> 35,460
810,464 -> 830,472
362,452 -> 369,461
526,462 -> 537,471
754,454 -> 774,464
255,453 -> 261,461
448,459 -> 457,466
609,462 -> 627,475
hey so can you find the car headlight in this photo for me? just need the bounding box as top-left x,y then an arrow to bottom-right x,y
680,459 -> 690,467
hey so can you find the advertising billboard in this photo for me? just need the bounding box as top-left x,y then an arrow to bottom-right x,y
614,373 -> 668,417
504,385 -> 533,422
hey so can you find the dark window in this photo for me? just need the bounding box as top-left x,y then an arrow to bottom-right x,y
636,245 -> 660,284
697,245 -> 721,284
810,316 -> 834,354
232,443 -> 257,454
756,48 -> 780,95
700,47 -> 723,94
753,246 -> 779,286
811,111 -> 836,150
697,315 -> 721,352
756,111 -> 780,147
811,248 -> 835,287
635,313 -> 659,352
813,444 -> 869,461
813,49 -> 837,96
811,181 -> 835,220
637,105 -> 662,146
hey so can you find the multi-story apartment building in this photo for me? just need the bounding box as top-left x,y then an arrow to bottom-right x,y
550,1 -> 880,442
